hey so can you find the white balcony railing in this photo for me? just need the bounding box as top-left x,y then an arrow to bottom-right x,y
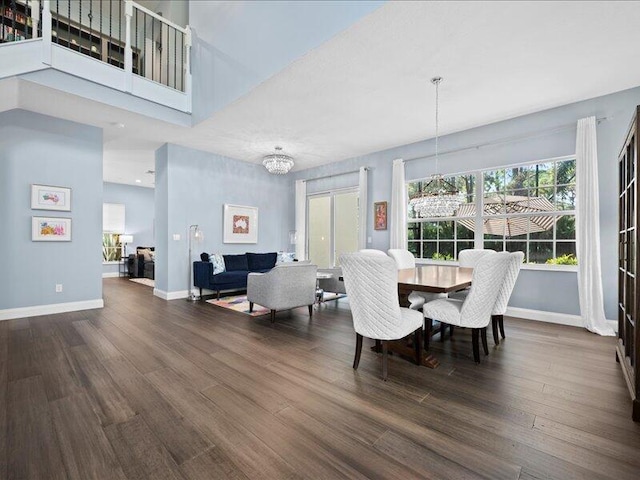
0,0 -> 191,113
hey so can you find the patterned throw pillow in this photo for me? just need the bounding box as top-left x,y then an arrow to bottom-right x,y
211,253 -> 226,274
277,251 -> 296,263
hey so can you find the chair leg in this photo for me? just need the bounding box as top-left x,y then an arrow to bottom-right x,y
270,309 -> 276,324
424,318 -> 432,350
353,333 -> 363,370
491,315 -> 500,345
382,340 -> 388,381
414,328 -> 422,366
199,288 -> 203,299
450,325 -> 454,338
308,305 -> 313,317
440,321 -> 446,342
472,329 -> 480,364
375,339 -> 382,353
481,327 -> 489,355
249,302 -> 254,313
217,290 -> 220,300
498,314 -> 506,339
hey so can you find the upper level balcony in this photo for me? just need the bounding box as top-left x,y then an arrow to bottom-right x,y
0,0 -> 191,113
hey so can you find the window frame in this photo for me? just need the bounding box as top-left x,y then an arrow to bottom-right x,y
407,155 -> 577,271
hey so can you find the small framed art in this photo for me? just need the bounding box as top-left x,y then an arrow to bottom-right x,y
32,217 -> 72,242
223,204 -> 258,243
31,184 -> 71,211
374,201 -> 388,230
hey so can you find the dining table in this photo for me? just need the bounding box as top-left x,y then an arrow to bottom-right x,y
391,264 -> 474,368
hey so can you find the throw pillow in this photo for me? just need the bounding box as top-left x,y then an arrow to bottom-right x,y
277,251 -> 296,263
246,252 -> 277,271
138,248 -> 153,262
223,254 -> 249,272
211,253 -> 226,275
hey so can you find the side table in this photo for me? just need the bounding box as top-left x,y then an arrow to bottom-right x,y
118,258 -> 129,278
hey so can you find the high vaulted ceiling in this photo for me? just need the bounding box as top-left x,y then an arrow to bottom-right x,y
4,1 -> 640,186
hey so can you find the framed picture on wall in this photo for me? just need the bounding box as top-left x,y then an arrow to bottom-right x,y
223,204 -> 258,243
374,201 -> 388,230
31,184 -> 71,211
32,216 -> 72,241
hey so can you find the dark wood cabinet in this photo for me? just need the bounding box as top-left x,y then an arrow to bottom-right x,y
617,105 -> 640,421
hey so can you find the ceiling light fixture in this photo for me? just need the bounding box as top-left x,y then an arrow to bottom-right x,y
409,77 -> 463,218
135,179 -> 142,183
263,146 -> 294,175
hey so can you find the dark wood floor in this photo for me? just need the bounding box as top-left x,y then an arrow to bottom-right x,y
2,278 -> 639,479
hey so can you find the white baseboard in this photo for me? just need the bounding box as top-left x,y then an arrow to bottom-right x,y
506,306 -> 618,332
0,299 -> 104,321
153,289 -> 189,300
102,272 -> 119,278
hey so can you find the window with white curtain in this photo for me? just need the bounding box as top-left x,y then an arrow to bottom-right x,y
406,156 -> 577,266
103,203 -> 125,261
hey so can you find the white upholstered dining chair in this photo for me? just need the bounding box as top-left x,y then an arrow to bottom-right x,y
423,252 -> 512,363
340,252 -> 423,380
449,251 -> 524,345
458,248 -> 496,268
359,249 -> 387,256
387,249 -> 446,311
489,251 -> 524,344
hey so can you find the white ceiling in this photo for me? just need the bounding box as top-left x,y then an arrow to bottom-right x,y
4,1 -> 640,185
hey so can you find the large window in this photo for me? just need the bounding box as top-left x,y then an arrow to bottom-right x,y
483,158 -> 576,264
103,203 -> 125,262
407,157 -> 577,265
408,173 -> 476,261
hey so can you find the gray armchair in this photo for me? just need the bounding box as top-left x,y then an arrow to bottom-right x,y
247,263 -> 318,323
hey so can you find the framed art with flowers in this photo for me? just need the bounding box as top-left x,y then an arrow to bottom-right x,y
31,184 -> 71,211
32,217 -> 72,241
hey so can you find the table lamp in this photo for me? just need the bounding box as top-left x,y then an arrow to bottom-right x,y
120,234 -> 133,259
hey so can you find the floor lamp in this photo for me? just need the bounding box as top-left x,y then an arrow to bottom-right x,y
188,225 -> 204,301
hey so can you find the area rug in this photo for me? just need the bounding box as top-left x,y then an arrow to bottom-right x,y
129,278 -> 155,287
206,295 -> 270,316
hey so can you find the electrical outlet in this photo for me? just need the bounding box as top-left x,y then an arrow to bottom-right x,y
55,284 -> 63,293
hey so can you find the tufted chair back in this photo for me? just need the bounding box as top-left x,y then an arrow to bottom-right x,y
493,251 -> 524,315
458,249 -> 496,268
387,249 -> 416,270
340,253 -> 402,340
358,249 -> 387,256
460,252 -> 512,328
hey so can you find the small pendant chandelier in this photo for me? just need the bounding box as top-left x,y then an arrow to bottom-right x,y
409,77 -> 463,218
263,146 -> 294,175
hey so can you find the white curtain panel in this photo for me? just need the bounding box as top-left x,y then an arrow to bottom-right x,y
358,167 -> 368,250
575,116 -> 615,336
390,158 -> 408,249
295,179 -> 306,261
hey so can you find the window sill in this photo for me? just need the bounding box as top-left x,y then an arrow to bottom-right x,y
103,261 -> 123,265
415,258 -> 577,272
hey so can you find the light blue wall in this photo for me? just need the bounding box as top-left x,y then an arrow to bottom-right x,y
154,143 -> 291,294
292,86 -> 640,319
0,109 -> 103,310
189,0 -> 385,123
102,182 -> 155,276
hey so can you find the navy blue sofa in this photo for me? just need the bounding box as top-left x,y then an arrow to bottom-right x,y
193,252 -> 278,299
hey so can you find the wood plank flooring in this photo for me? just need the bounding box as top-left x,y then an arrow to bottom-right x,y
2,277 -> 639,480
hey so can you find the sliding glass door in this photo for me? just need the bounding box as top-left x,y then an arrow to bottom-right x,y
308,188 -> 359,268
